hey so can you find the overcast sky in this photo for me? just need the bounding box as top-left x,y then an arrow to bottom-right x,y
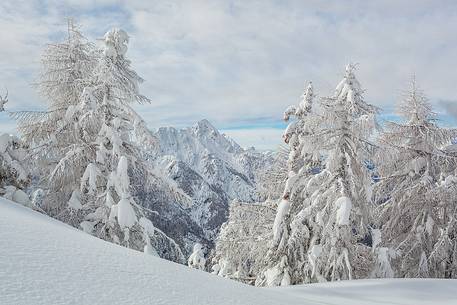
1,1 -> 457,150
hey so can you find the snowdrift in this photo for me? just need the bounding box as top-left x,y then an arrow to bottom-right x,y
0,198 -> 455,305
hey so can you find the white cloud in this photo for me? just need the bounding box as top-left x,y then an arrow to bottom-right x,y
1,1 -> 457,149
124,0 -> 457,126
439,100 -> 457,119
222,127 -> 284,151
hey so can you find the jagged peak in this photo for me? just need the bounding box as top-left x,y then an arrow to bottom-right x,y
156,125 -> 178,134
192,119 -> 219,134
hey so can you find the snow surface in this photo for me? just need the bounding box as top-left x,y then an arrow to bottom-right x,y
67,190 -> 82,210
0,133 -> 11,153
272,198 -> 290,242
116,197 -> 137,229
1,198 -> 456,305
188,243 -> 206,270
335,196 -> 352,226
3,186 -> 32,207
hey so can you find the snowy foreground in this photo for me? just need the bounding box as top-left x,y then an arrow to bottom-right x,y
0,198 -> 456,305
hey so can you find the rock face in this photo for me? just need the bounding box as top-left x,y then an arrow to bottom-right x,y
148,119 -> 273,254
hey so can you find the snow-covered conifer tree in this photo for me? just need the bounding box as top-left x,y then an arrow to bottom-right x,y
55,27 -> 182,260
375,78 -> 457,278
295,64 -> 378,283
256,82 -> 322,286
259,65 -> 378,286
14,24 -> 184,262
11,20 -> 97,216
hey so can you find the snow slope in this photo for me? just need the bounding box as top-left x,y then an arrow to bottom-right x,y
1,198 -> 456,305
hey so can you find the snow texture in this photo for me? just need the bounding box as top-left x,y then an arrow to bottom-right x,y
103,28 -> 129,58
80,163 -> 98,195
1,198 -> 456,305
116,198 -> 137,229
335,196 -> 352,226
371,228 -> 382,250
187,243 -> 206,270
273,198 -> 290,242
67,190 -> 82,210
0,133 -> 11,153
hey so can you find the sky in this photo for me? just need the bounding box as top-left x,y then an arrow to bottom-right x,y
1,1 -> 457,150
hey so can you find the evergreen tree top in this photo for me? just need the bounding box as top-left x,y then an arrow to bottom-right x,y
398,77 -> 434,125
103,28 -> 129,59
328,63 -> 378,117
298,81 -> 314,116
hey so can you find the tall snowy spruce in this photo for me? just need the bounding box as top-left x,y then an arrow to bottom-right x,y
256,82 -> 321,286
258,65 -> 379,286
14,24 -> 184,262
375,79 -> 457,278
300,64 -> 378,283
212,83 -> 319,285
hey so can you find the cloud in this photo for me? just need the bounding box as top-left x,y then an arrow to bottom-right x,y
439,100 -> 457,118
1,1 -> 457,149
222,127 -> 284,151
125,0 -> 457,126
437,100 -> 457,127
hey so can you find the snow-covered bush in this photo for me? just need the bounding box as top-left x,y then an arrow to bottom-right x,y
0,133 -> 31,206
0,133 -> 29,188
188,243 -> 206,270
212,200 -> 275,284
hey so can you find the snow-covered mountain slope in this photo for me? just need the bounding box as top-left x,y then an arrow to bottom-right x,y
1,198 -> 456,305
152,119 -> 273,246
155,119 -> 271,202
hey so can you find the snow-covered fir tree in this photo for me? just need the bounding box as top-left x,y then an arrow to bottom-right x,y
255,83 -> 318,203
14,24 -> 184,262
212,200 -> 276,284
212,84 -> 319,286
62,27 -> 182,260
11,20 -> 97,215
375,78 -> 457,278
258,65 -> 379,286
256,82 -> 322,286
296,64 -> 378,283
188,243 -> 206,270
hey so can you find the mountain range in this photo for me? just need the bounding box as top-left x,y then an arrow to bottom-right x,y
141,119 -> 274,255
